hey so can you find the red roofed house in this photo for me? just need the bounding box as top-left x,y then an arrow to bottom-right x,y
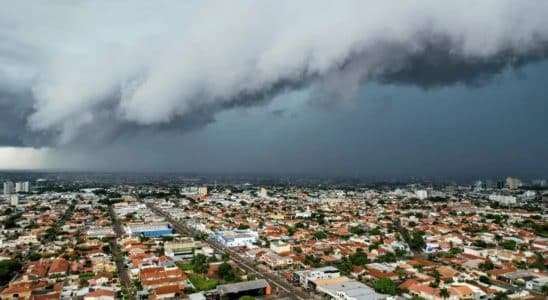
48,259 -> 70,277
83,289 -> 116,300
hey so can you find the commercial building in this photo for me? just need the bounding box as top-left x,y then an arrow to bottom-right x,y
164,240 -> 201,260
314,277 -> 386,300
86,227 -> 116,238
125,223 -> 174,237
488,194 -> 517,205
293,266 -> 341,288
270,240 -> 291,254
525,276 -> 548,292
260,250 -> 293,270
213,279 -> 271,300
415,190 -> 428,200
215,229 -> 258,247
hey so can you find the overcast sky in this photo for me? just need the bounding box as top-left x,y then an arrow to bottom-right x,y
1,1 -> 548,179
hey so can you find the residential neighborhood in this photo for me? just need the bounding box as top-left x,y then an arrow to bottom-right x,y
0,176 -> 546,300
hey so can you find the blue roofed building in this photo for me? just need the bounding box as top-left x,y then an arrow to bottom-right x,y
125,222 -> 174,237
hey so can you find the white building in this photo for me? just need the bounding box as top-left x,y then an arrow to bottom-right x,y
314,277 -> 386,300
488,194 -> 517,205
3,181 -> 14,195
415,190 -> 428,200
258,188 -> 268,198
295,266 -> 341,287
295,206 -> 312,218
9,195 -> 18,206
423,238 -> 440,253
15,181 -> 30,193
525,276 -> 548,292
215,229 -> 258,247
270,240 -> 291,254
463,246 -> 488,258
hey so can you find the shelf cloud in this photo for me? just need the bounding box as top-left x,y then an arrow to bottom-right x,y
1,1 -> 548,147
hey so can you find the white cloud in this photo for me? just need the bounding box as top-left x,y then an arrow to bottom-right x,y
0,1 -> 547,146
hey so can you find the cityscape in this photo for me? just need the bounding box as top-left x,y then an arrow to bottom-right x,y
0,173 -> 545,300
1,1 -> 548,300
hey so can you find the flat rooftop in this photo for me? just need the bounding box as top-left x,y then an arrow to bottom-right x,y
216,279 -> 269,295
318,279 -> 386,300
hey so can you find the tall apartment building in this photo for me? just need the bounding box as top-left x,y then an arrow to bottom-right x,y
15,181 -> 30,193
506,177 -> 521,190
197,186 -> 208,196
3,181 -> 15,195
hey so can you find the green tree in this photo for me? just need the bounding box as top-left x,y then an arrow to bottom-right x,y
531,252 -> 545,271
0,260 -> 22,286
2,217 -> 16,229
337,257 -> 353,274
287,226 -> 296,236
478,259 -> 495,271
350,226 -> 364,235
314,231 -> 327,239
218,262 -> 236,282
541,285 -> 548,296
479,275 -> 491,285
493,291 -> 508,300
350,248 -> 369,266
439,288 -> 450,299
28,252 -> 42,261
410,231 -> 425,251
192,254 -> 209,274
373,278 -> 397,295
237,224 -> 250,230
369,227 -> 381,235
429,269 -> 441,287
500,240 -> 516,250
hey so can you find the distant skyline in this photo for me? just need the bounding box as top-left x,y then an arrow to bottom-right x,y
1,1 -> 548,178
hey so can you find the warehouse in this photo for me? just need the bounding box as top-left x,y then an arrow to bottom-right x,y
125,222 -> 173,237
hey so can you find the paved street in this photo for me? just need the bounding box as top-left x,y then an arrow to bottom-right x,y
146,203 -> 312,300
110,205 -> 136,300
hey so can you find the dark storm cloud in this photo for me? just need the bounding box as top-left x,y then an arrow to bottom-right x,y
377,37 -> 548,88
1,1 -> 548,150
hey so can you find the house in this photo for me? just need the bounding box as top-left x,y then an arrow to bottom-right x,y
149,285 -> 184,299
406,282 -> 440,300
48,259 -> 69,277
447,285 -> 474,299
29,290 -> 61,300
0,281 -> 49,300
83,289 -> 117,300
89,272 -> 114,286
139,266 -> 188,290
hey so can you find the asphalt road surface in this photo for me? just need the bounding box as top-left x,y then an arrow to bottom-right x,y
146,203 -> 312,300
